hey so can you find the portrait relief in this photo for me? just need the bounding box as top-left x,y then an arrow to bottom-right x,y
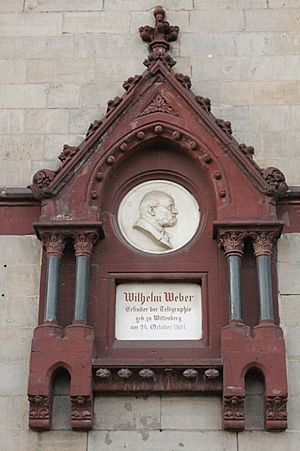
118,180 -> 200,254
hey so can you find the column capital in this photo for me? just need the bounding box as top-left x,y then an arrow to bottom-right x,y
218,231 -> 246,257
40,232 -> 66,257
250,231 -> 277,256
73,232 -> 98,257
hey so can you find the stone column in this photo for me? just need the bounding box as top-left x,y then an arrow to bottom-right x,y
73,232 -> 97,323
218,232 -> 245,322
41,233 -> 65,322
252,232 -> 276,321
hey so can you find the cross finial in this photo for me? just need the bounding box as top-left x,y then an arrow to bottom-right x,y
139,6 -> 179,54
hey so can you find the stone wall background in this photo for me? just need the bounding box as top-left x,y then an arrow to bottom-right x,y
0,0 -> 300,450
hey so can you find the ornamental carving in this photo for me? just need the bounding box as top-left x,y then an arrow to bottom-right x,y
266,396 -> 287,421
73,232 -> 98,257
139,6 -> 179,44
218,232 -> 245,257
216,119 -> 233,136
143,51 -> 176,69
223,396 -> 245,420
239,143 -> 255,159
175,73 -> 191,90
196,95 -> 211,113
106,96 -> 122,115
58,144 -> 79,164
71,395 -> 92,422
86,119 -> 102,138
251,231 -> 277,257
122,74 -> 142,92
30,169 -> 56,198
139,94 -> 178,117
261,167 -> 288,196
28,395 -> 50,420
41,232 -> 66,257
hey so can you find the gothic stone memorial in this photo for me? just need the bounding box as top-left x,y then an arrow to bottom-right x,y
26,6 -> 289,432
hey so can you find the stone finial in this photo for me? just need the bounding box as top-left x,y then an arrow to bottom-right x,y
139,6 -> 179,54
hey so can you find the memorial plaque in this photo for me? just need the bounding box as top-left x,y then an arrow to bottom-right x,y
115,282 -> 202,340
118,180 -> 200,254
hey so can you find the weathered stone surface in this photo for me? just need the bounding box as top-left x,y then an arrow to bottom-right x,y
0,110 -> 24,134
103,0 -> 193,10
0,135 -> 44,161
0,84 -> 47,108
0,361 -> 28,396
0,60 -> 26,84
27,59 -> 96,83
0,36 -> 74,59
25,109 -> 69,134
0,160 -> 32,186
88,430 -> 237,451
212,106 -> 250,132
0,295 -> 38,328
190,9 -> 244,32
34,431 -> 87,450
0,395 -> 28,431
4,265 -> 40,297
25,0 -> 104,12
44,134 -> 83,160
0,0 -> 24,12
238,431 -> 300,450
161,396 -> 222,430
69,109 -> 98,134
279,295 -> 300,328
0,13 -> 62,36
74,34 -> 145,58
278,262 -> 300,295
0,328 -> 33,361
94,396 -> 160,431
63,12 -> 130,34
48,84 -> 80,108
246,8 -> 300,32
278,234 -> 300,264
250,106 -> 291,131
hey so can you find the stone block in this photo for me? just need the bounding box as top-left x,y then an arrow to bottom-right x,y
278,234 -> 300,264
0,361 -> 28,396
0,328 -> 33,362
103,0 -> 193,10
0,236 -> 40,265
0,135 -> 44,161
25,109 -> 69,134
0,295 -> 38,328
33,431 -> 87,450
0,395 -> 28,431
221,81 -> 300,105
95,58 -> 144,83
44,134 -> 83,160
0,160 -> 31,187
235,32 -> 274,56
88,430 -> 237,450
52,395 -> 71,430
279,295 -> 300,328
161,396 -> 221,430
80,83 -> 122,108
63,12 -> 130,34
284,325 -> 300,358
278,262 -> 300,295
287,395 -> 300,432
0,84 -> 47,108
0,13 -> 62,36
4,265 -> 40,297
0,60 -> 26,84
69,109 -> 98,134
190,9 -> 244,33
0,0 -> 24,12
273,32 -> 300,56
212,106 -> 250,132
240,56 -> 300,81
194,0 -> 243,7
192,81 -> 221,105
192,57 -> 240,82
291,106 -> 300,129
0,431 -> 36,451
287,360 -> 300,396
25,0 -> 104,11
74,34 -> 144,58
250,106 -> 291,132
48,84 -> 80,108
238,431 -> 300,450
181,33 -> 237,57
26,59 -> 96,84
94,396 -> 160,431
244,394 -> 264,430
0,110 -> 24,134
246,8 -> 300,32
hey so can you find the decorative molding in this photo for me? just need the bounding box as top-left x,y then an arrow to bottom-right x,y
251,231 -> 277,257
261,167 -> 288,196
175,73 -> 191,90
73,232 -> 98,257
216,118 -> 233,137
106,96 -> 122,115
223,395 -> 245,421
266,396 -> 287,421
58,144 -> 79,164
71,395 -> 93,430
239,143 -> 255,159
143,51 -> 176,69
29,169 -> 57,199
139,93 -> 178,117
218,231 -> 245,257
122,74 -> 142,92
86,119 -> 102,138
40,232 -> 66,257
28,395 -> 50,421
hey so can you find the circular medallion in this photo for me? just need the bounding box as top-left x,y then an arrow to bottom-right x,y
117,180 -> 200,254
